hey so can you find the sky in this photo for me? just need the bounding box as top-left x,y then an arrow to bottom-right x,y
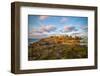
28,15 -> 88,39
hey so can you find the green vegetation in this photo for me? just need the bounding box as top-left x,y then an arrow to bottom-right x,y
28,35 -> 88,60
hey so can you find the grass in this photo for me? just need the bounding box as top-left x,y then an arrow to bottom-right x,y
28,44 -> 88,60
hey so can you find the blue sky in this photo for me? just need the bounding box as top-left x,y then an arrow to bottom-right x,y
28,15 -> 88,39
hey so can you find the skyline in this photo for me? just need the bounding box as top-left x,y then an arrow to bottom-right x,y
28,15 -> 88,39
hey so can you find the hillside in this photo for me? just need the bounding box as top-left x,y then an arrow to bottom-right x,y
28,35 -> 88,60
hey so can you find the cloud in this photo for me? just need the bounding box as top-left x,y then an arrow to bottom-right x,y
39,16 -> 49,20
71,32 -> 82,36
78,25 -> 88,31
31,29 -> 43,34
40,25 -> 56,33
60,17 -> 68,23
29,32 -> 47,39
29,25 -> 56,39
63,26 -> 77,32
82,26 -> 88,32
30,25 -> 56,33
71,30 -> 88,37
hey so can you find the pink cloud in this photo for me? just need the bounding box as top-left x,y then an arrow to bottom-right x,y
29,25 -> 56,39
39,16 -> 49,20
30,25 -> 56,34
63,26 -> 77,32
40,25 -> 56,32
